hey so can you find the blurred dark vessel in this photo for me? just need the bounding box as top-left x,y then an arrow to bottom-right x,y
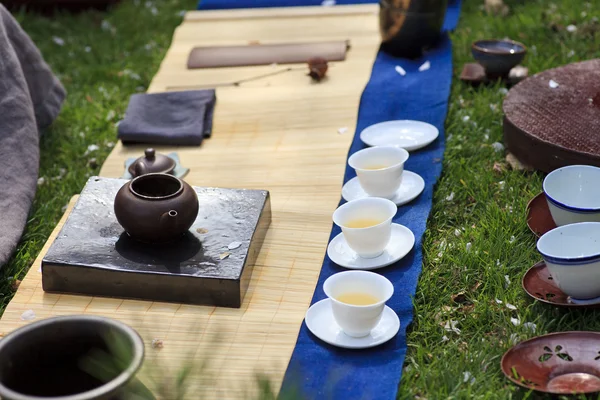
379,0 -> 448,58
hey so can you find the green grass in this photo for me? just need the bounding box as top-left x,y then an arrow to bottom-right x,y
5,0 -> 600,399
399,0 -> 600,399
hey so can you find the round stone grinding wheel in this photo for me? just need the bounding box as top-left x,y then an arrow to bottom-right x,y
503,59 -> 600,173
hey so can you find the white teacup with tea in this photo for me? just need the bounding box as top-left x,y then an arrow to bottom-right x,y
323,270 -> 394,337
332,197 -> 397,259
348,146 -> 409,199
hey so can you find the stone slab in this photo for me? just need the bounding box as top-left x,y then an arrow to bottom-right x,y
41,177 -> 271,308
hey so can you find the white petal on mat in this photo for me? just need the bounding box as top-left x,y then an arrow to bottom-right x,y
418,61 -> 431,72
228,241 -> 242,250
337,127 -> 348,134
21,310 -> 36,321
549,79 -> 559,88
394,65 -> 406,76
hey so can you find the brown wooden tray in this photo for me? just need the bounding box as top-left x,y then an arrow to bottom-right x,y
503,59 -> 600,173
187,41 -> 350,69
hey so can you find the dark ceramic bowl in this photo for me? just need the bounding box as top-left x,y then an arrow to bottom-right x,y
472,39 -> 526,78
0,315 -> 152,400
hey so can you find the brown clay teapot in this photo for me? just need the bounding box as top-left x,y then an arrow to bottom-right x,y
128,148 -> 176,178
114,173 -> 199,243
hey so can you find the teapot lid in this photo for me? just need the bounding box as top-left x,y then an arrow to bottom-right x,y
128,148 -> 176,177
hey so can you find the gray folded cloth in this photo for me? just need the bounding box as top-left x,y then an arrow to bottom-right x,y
117,90 -> 216,146
0,4 -> 66,269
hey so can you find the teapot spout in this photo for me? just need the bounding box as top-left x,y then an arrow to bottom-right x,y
160,210 -> 178,231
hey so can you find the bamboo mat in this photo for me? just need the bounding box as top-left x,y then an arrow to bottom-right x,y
0,5 -> 380,398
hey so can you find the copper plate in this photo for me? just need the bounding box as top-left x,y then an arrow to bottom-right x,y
522,261 -> 600,308
503,59 -> 600,173
526,192 -> 556,237
502,332 -> 600,395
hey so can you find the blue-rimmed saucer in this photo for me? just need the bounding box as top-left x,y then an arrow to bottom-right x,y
523,261 -> 600,308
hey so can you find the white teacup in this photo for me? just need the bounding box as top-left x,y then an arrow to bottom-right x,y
348,146 -> 409,199
537,222 -> 600,299
543,165 -> 600,226
332,197 -> 397,258
323,270 -> 394,337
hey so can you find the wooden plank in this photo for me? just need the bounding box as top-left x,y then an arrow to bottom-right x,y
0,6 -> 380,399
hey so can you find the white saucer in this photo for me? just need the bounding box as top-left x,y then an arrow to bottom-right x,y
305,299 -> 400,349
341,171 -> 425,206
327,223 -> 415,270
360,120 -> 439,151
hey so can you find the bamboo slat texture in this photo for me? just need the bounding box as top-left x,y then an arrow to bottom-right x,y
0,5 -> 380,398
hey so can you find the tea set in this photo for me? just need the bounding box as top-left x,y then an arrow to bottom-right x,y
526,165 -> 600,305
460,38 -> 528,85
121,148 -> 189,179
501,164 -> 600,395
342,145 -> 425,206
113,148 -> 199,244
304,119 -> 437,350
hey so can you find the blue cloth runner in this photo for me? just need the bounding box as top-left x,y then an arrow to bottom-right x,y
197,1 -> 461,398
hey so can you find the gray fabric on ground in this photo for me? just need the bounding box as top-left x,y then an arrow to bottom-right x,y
0,4 -> 66,268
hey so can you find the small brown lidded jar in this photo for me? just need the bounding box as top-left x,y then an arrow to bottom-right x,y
128,148 -> 176,178
114,173 -> 199,243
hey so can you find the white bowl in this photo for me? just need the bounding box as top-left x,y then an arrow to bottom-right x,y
537,222 -> 600,299
323,270 -> 394,337
348,146 -> 409,199
332,198 -> 397,259
543,165 -> 600,226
